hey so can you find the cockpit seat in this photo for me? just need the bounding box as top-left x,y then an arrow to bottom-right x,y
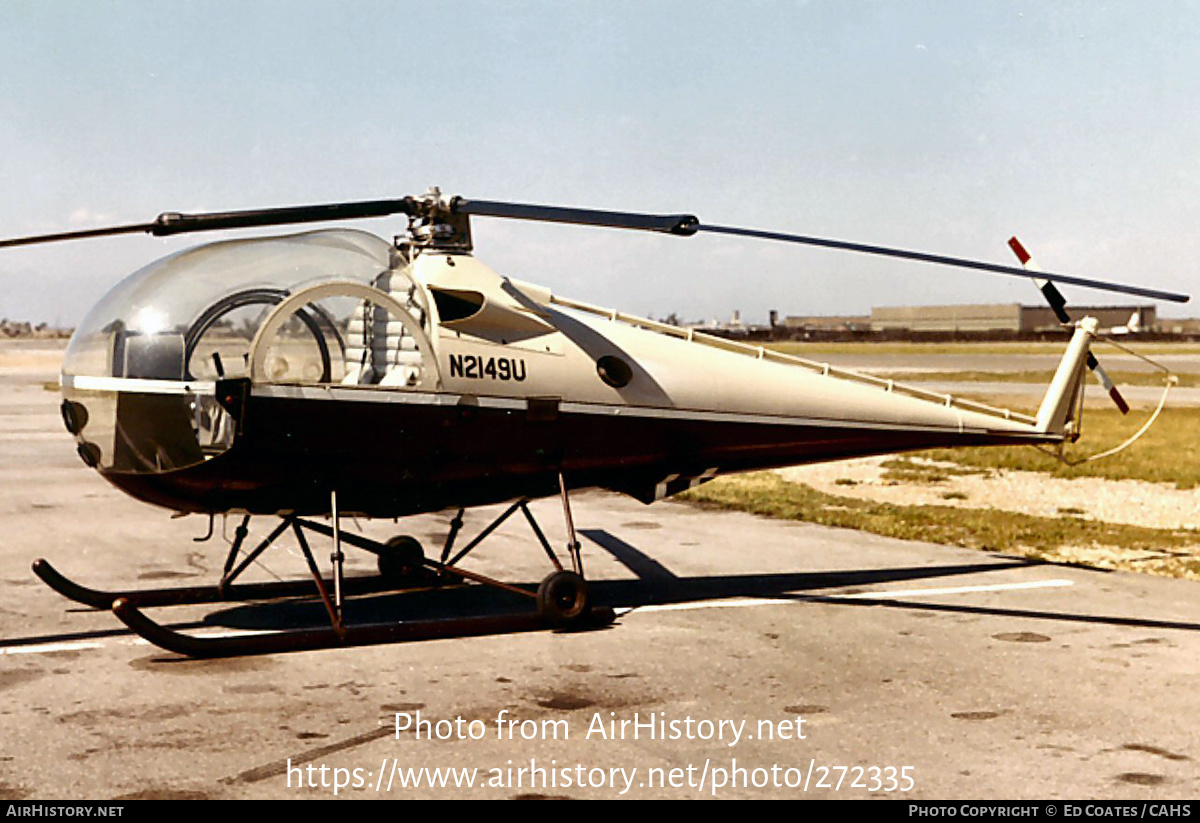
342,273 -> 428,388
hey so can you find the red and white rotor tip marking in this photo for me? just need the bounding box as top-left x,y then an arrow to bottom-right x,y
1008,236 -> 1130,415
1008,236 -> 1034,267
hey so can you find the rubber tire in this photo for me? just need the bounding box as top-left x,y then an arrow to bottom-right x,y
377,536 -> 425,582
537,571 -> 590,626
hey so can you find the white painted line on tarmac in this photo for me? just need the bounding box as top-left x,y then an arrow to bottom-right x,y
0,629 -> 278,656
831,579 -> 1075,599
3,580 -> 1076,654
628,578 -> 1075,614
0,640 -> 110,655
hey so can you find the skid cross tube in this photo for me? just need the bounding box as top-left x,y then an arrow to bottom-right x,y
559,473 -> 583,576
440,499 -> 569,576
291,521 -> 344,634
440,508 -> 465,565
290,518 -> 537,600
330,491 -> 345,623
219,517 -> 291,594
218,515 -> 251,582
445,500 -> 525,568
521,503 -> 563,572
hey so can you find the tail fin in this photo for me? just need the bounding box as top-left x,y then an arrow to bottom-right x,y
1036,317 -> 1098,435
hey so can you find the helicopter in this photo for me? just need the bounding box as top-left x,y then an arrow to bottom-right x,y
1,188 -> 1189,657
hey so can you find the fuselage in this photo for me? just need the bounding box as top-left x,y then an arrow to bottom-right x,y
60,229 -> 1064,517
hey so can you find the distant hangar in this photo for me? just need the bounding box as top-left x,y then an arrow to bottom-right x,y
786,303 -> 1156,333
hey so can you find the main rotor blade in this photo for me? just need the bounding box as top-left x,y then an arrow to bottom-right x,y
696,223 -> 1190,304
0,221 -> 157,249
0,198 -> 418,249
453,198 -> 699,236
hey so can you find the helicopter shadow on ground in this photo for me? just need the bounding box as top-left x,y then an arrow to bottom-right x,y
196,529 -> 1200,637
201,531 -> 1015,631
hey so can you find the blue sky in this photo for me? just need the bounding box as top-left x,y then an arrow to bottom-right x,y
2,1 -> 1197,325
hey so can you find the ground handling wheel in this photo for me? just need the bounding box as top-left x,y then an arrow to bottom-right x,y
377,536 -> 426,584
536,570 -> 590,626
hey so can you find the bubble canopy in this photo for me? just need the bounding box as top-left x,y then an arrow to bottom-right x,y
63,229 -> 398,381
59,229 -> 422,477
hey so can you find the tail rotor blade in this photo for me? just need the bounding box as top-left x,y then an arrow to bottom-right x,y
1009,235 -> 1130,415
1008,237 -> 1071,323
1087,354 -> 1131,415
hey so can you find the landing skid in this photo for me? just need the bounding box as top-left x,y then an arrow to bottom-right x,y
32,558 -> 415,610
111,598 -> 616,658
35,476 -> 608,658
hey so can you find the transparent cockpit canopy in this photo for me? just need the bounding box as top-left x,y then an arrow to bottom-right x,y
62,229 -> 398,380
250,282 -> 435,389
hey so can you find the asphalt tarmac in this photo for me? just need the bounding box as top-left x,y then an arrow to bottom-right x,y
2,342 -> 1199,800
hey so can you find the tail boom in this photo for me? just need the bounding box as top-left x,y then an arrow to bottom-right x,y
1035,318 -> 1098,435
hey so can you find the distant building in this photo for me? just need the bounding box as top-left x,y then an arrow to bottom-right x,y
868,303 -> 1156,333
783,314 -> 871,332
676,303 -> 1181,340
1159,316 -> 1200,335
870,303 -> 1022,332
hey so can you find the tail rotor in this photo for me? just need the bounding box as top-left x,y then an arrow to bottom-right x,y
1008,237 -> 1130,415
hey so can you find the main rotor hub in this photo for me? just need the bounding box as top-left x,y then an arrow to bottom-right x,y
404,186 -> 472,252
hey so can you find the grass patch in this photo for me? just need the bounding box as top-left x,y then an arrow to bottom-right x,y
759,339 -> 1196,487
913,407 -> 1200,489
881,458 -> 949,484
681,473 -> 1200,577
880,458 -> 990,485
